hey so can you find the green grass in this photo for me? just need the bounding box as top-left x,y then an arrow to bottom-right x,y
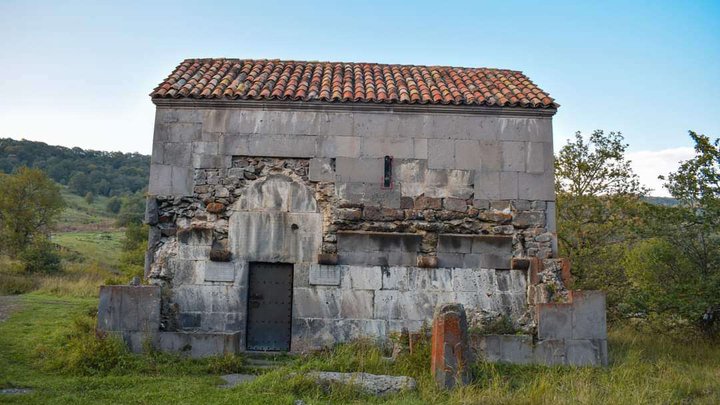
52,231 -> 124,269
0,294 -> 718,404
57,187 -> 116,232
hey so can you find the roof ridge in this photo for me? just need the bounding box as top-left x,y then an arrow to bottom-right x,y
180,57 -> 525,74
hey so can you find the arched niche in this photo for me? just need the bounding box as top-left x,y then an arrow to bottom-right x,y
229,174 -> 321,264
236,174 -> 317,213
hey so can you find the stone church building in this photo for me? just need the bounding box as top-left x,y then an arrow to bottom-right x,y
98,58 -> 607,365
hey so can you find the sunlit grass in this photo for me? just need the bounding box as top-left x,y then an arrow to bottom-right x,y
0,293 -> 718,404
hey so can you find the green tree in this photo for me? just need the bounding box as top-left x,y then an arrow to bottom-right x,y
20,236 -> 62,274
84,192 -> 95,205
554,131 -> 647,311
119,222 -> 148,280
632,131 -> 720,334
0,167 -> 65,257
106,196 -> 122,214
116,193 -> 145,227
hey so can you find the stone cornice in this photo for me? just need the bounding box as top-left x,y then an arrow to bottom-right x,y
152,99 -> 557,118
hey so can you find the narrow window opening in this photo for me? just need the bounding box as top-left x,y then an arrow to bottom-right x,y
383,155 -> 393,188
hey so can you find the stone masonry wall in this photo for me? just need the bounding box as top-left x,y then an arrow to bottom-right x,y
145,104 -> 561,351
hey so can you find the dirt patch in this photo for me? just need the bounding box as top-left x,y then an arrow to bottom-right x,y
0,295 -> 22,323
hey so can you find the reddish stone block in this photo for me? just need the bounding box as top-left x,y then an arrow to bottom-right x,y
206,202 -> 224,214
415,196 -> 442,210
417,255 -> 438,268
511,258 -> 530,270
431,303 -> 471,389
560,258 -> 572,286
529,256 -> 543,285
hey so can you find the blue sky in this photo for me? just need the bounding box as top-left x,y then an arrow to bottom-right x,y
1,0 -> 718,194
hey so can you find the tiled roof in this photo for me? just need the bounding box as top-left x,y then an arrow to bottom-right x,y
151,58 -> 556,109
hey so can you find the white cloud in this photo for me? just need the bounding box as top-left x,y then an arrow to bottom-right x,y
627,147 -> 695,197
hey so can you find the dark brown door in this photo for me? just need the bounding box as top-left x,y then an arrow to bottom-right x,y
246,262 -> 294,351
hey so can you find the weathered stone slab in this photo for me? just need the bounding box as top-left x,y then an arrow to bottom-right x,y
219,374 -> 257,388
292,288 -> 342,318
309,264 -> 343,286
472,236 -> 512,256
537,303 -> 573,340
502,141 -> 526,172
97,285 -> 160,332
203,261 -> 235,282
157,331 -> 241,358
533,339 -> 566,365
291,318 -> 387,352
570,291 -> 607,340
339,290 -> 375,319
407,268 -> 453,291
335,157 -> 384,183
437,235 -> 474,254
565,339 -> 603,367
475,335 -> 533,364
308,371 -> 417,396
381,266 -> 409,290
341,266 -> 382,290
309,158 -> 336,182
229,211 -> 322,264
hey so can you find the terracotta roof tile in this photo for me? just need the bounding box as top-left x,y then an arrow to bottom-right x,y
151,58 -> 557,109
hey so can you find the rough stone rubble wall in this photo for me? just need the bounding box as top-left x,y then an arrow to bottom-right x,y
144,106 -> 561,351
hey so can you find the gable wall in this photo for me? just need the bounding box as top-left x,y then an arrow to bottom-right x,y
144,104 -> 562,351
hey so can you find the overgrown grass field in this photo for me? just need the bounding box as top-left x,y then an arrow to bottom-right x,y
57,188 -> 116,232
52,232 -> 124,267
0,294 -> 718,404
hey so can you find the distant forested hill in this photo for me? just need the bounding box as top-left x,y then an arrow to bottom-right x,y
642,196 -> 679,206
0,138 -> 149,197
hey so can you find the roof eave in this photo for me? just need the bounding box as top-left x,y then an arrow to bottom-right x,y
151,98 -> 558,118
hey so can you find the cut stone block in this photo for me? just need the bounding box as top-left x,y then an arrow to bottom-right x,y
341,266 -> 382,290
565,339 -> 603,367
533,339 -> 566,365
501,141 -> 526,172
537,303 -> 573,340
292,288 -> 342,318
309,158 -> 336,182
474,335 -> 534,364
437,235 -> 473,254
157,331 -> 241,358
291,318 -> 388,352
309,264 -> 343,286
97,285 -> 160,332
339,290 -> 375,319
571,291 -> 607,340
203,262 -> 235,282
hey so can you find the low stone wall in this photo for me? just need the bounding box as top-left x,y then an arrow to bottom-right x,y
97,285 -> 241,357
471,291 -> 608,366
292,265 -> 528,351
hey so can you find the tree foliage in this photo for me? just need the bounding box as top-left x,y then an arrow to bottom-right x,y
0,138 -> 149,198
557,130 -> 720,335
630,131 -> 720,334
0,167 -> 66,258
554,131 -> 646,309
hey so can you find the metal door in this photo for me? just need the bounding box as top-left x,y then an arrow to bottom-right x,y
246,262 -> 294,351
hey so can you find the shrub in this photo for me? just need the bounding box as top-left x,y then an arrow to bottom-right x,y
37,313 -> 130,375
20,238 -> 62,274
0,272 -> 37,295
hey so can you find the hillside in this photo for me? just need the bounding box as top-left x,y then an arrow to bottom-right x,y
0,138 -> 149,197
